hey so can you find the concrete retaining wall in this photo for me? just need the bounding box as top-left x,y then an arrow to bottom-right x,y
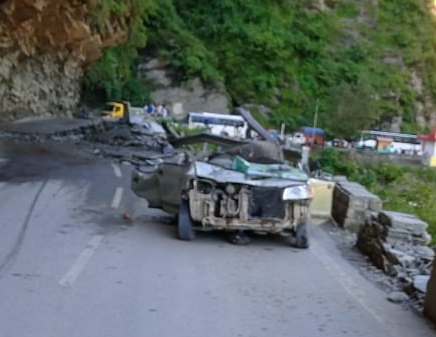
425,257 -> 436,325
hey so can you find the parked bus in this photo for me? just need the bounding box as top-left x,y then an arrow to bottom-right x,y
357,130 -> 421,154
187,112 -> 248,138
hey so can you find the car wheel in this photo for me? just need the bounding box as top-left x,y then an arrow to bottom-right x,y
295,223 -> 309,249
177,200 -> 195,241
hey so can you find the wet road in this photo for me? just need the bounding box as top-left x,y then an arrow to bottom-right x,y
0,143 -> 435,337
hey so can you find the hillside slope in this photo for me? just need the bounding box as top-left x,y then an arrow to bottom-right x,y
2,0 -> 436,137
86,0 -> 436,136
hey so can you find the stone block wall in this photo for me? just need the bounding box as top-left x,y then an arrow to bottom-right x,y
331,177 -> 434,308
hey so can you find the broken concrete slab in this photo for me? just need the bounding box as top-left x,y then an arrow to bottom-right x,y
357,211 -> 434,308
387,291 -> 409,303
378,211 -> 429,236
386,227 -> 413,244
414,275 -> 430,293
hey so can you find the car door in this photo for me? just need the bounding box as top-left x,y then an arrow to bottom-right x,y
158,162 -> 188,214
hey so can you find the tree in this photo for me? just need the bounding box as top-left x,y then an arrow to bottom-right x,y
323,82 -> 377,140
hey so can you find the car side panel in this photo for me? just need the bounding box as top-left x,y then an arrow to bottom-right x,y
158,163 -> 186,213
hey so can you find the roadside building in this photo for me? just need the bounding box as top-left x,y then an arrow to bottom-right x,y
300,127 -> 325,146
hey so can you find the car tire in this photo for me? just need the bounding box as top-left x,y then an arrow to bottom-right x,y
177,200 -> 195,241
295,223 -> 309,249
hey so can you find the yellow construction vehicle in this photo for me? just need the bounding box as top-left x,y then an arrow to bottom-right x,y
101,101 -> 127,119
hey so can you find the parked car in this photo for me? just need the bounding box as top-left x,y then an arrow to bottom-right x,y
131,141 -> 313,248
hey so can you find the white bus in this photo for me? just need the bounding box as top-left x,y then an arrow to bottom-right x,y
188,112 -> 248,139
357,130 -> 421,155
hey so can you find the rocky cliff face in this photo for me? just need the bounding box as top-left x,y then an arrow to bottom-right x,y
138,59 -> 230,119
0,0 -> 126,121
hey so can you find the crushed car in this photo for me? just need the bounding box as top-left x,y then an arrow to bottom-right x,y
131,140 -> 313,248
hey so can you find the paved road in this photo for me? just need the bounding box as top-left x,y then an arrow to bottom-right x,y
0,143 -> 434,337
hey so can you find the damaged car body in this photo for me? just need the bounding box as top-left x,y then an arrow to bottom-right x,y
131,141 -> 313,248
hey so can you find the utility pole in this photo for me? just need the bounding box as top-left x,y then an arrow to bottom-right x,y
311,99 -> 319,146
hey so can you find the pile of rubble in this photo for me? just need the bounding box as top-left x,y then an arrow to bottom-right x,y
357,210 -> 434,306
0,117 -> 175,166
331,176 -> 382,232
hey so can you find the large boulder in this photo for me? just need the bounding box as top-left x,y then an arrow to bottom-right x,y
331,178 -> 382,232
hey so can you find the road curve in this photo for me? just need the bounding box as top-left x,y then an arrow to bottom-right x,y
0,144 -> 434,337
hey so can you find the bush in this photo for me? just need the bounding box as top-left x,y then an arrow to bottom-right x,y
317,148 -> 435,244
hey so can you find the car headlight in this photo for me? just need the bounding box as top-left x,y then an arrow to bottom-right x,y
282,185 -> 313,200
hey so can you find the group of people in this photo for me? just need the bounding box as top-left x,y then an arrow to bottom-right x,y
144,103 -> 169,118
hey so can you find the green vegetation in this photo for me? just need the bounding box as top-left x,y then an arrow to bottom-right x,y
318,148 -> 436,243
83,0 -> 436,136
83,0 -> 157,105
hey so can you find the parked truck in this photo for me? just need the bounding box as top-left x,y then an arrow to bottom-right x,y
101,101 -> 167,137
101,101 -> 145,121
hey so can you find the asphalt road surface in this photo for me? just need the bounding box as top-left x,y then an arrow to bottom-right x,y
0,142 -> 435,337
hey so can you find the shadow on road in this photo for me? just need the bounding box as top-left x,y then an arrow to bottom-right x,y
0,141 -> 98,182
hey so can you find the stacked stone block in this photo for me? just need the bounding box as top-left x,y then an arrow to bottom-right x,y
331,177 -> 382,232
357,211 -> 434,306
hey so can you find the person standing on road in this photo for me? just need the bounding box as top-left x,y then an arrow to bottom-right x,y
156,104 -> 163,117
147,103 -> 155,115
161,104 -> 169,118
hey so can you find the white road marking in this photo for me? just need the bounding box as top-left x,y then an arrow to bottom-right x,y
311,241 -> 387,325
59,234 -> 104,287
111,163 -> 122,178
111,187 -> 124,209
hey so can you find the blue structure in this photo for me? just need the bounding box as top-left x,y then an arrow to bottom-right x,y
300,127 -> 325,146
300,127 -> 325,136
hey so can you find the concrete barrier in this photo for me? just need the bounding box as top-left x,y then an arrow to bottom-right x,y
425,256 -> 436,325
309,178 -> 335,220
331,177 -> 382,232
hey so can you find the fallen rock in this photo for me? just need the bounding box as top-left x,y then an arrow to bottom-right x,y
387,291 -> 409,303
413,275 -> 430,293
332,180 -> 382,232
357,210 -> 434,308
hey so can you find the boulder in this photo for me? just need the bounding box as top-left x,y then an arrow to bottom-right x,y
331,180 -> 382,232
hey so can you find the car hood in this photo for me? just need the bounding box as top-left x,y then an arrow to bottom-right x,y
187,161 -> 308,188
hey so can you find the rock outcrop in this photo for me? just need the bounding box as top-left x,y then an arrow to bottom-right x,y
0,0 -> 126,121
138,59 -> 230,120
